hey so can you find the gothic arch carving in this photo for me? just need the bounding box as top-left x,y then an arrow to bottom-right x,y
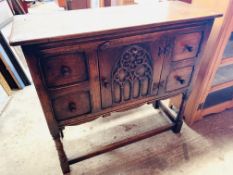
112,45 -> 153,103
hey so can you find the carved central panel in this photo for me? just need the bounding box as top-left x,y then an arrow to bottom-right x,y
112,45 -> 153,103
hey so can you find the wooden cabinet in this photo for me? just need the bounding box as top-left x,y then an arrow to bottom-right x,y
10,2 -> 220,174
169,0 -> 233,124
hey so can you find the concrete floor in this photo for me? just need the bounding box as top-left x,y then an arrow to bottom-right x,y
0,85 -> 233,175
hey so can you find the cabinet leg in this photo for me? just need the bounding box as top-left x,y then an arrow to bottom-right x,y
172,120 -> 183,133
153,100 -> 160,109
172,92 -> 188,134
59,127 -> 65,139
54,137 -> 70,174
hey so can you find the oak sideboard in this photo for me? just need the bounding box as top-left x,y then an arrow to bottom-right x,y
10,2 -> 221,174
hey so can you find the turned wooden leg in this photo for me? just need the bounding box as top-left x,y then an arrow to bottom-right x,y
153,100 -> 160,109
53,136 -> 70,174
172,91 -> 189,133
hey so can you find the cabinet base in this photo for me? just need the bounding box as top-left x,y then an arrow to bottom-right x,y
54,92 -> 188,174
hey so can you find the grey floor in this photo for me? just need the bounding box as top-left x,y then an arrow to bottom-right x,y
0,85 -> 233,175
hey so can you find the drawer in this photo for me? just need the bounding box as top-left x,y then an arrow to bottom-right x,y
165,66 -> 193,92
173,32 -> 202,61
41,52 -> 88,88
52,91 -> 91,121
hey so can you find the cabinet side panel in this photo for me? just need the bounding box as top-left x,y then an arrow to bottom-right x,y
22,45 -> 59,137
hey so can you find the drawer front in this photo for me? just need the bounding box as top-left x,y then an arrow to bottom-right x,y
173,32 -> 202,61
52,91 -> 91,121
165,66 -> 193,92
41,52 -> 88,88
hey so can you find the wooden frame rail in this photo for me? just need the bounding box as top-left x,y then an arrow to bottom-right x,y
65,92 -> 188,170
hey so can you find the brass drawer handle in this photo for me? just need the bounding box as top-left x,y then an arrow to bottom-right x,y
60,66 -> 71,76
184,45 -> 193,52
68,102 -> 77,112
176,76 -> 186,85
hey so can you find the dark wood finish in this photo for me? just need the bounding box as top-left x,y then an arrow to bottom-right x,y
166,66 -> 193,92
154,100 -> 176,122
52,90 -> 91,120
98,38 -> 161,108
169,0 -> 233,123
41,52 -> 88,88
10,2 -> 220,174
66,0 -> 90,10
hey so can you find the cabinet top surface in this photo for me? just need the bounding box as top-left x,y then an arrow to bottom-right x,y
10,1 -> 221,46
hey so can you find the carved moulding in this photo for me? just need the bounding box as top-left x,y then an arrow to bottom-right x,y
112,45 -> 153,103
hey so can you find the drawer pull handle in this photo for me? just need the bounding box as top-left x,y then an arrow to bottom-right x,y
68,102 -> 77,112
184,45 -> 193,52
102,78 -> 110,88
61,66 -> 71,76
176,76 -> 186,85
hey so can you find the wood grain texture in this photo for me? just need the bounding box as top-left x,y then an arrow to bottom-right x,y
12,3 -> 219,173
40,52 -> 88,88
170,0 -> 233,124
21,46 -> 60,138
9,1 -> 221,46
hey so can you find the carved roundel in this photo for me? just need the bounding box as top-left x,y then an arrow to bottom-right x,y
112,45 -> 153,103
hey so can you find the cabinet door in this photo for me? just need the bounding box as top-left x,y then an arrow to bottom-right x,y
98,34 -> 165,108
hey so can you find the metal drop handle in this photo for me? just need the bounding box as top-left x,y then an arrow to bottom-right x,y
61,66 -> 71,76
184,45 -> 193,52
68,102 -> 76,112
176,76 -> 186,85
